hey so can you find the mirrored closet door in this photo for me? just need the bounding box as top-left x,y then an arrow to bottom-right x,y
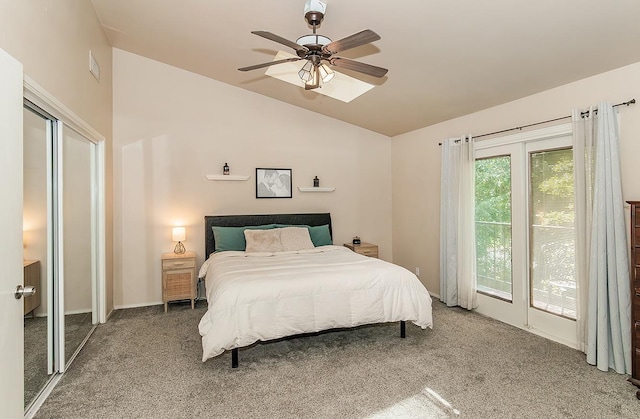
23,105 -> 53,409
23,101 -> 100,411
61,126 -> 97,366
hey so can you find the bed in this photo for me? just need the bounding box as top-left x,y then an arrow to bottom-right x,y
198,213 -> 433,367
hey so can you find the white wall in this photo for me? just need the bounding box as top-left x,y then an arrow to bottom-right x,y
113,49 -> 392,308
392,61 -> 640,296
0,0 -> 114,312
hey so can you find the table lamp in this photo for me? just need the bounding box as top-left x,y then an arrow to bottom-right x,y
172,227 -> 186,254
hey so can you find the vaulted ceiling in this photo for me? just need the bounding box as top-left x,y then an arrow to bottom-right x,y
91,0 -> 640,136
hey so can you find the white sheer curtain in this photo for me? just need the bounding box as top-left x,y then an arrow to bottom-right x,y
573,105 -> 595,354
573,102 -> 632,374
440,136 -> 477,310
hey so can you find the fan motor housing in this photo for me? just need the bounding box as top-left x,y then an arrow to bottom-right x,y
304,11 -> 324,27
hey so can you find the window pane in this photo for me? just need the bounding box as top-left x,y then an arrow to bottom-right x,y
529,148 -> 576,319
475,156 -> 512,301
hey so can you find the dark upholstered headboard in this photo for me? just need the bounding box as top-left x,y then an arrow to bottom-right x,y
204,213 -> 332,257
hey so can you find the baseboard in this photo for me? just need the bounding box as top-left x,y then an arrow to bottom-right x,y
113,299 -> 210,311
113,301 -> 164,310
64,308 -> 92,316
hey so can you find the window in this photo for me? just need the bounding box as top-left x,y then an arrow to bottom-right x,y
474,125 -> 578,347
529,148 -> 576,319
475,155 -> 512,301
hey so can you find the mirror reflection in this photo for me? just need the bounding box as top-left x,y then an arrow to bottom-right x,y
23,107 -> 50,408
62,127 -> 95,365
23,107 -> 98,410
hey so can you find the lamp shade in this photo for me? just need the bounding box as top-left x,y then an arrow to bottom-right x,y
298,60 -> 314,82
318,63 -> 334,83
305,65 -> 320,89
172,227 -> 186,242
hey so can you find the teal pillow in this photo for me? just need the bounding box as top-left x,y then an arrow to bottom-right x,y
274,224 -> 332,247
212,224 -> 276,252
308,224 -> 333,246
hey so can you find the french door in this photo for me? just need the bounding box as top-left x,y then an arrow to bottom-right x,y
474,127 -> 578,348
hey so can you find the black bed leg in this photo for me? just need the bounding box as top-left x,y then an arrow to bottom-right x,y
231,348 -> 238,368
400,321 -> 406,338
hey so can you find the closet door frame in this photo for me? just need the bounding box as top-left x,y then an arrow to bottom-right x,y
23,76 -> 106,326
23,76 -> 107,418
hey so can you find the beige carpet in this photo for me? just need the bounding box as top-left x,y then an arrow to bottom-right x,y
34,300 -> 640,418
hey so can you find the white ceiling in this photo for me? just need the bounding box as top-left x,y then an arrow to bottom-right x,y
90,0 -> 640,137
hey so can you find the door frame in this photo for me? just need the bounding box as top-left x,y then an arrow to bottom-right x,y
23,76 -> 107,326
475,142 -> 528,328
524,137 -> 577,347
0,48 -> 107,418
22,77 -> 107,417
474,123 -> 579,349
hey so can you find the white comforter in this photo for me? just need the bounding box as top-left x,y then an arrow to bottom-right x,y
198,245 -> 433,362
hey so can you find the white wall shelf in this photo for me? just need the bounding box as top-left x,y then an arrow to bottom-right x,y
297,187 -> 335,192
206,174 -> 250,181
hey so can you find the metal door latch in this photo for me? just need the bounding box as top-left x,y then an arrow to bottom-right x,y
15,285 -> 36,299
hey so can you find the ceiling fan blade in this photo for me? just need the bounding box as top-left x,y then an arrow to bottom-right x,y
251,31 -> 309,54
329,57 -> 388,78
238,57 -> 302,72
323,29 -> 381,54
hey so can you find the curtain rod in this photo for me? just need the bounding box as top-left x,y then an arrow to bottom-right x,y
438,99 -> 636,145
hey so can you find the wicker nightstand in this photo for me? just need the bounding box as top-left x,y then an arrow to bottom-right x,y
161,251 -> 196,312
343,242 -> 379,258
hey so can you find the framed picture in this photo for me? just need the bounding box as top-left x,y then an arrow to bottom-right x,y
256,168 -> 292,198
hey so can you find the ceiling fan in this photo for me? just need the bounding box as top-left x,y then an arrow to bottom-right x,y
238,0 -> 388,90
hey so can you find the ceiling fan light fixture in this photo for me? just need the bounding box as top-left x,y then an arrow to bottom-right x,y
305,65 -> 320,89
265,50 -> 375,102
240,0 -> 387,94
298,60 -> 314,82
318,63 -> 334,83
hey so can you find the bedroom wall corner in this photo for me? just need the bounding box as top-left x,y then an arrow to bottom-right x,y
0,1 -> 115,315
391,60 -> 640,297
112,49 -> 392,308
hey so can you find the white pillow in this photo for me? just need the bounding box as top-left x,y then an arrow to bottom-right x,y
280,227 -> 315,251
244,229 -> 284,253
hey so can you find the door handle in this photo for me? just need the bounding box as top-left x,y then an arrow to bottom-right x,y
15,285 -> 36,299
